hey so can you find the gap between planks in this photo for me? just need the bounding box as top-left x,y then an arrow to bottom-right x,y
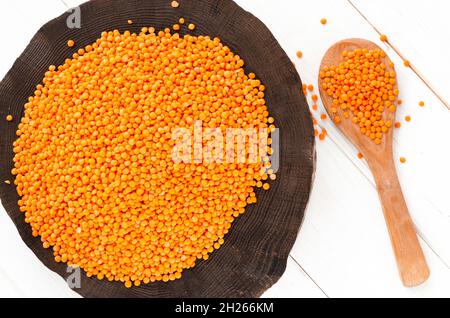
347,0 -> 450,111
288,255 -> 329,297
60,0 -> 71,9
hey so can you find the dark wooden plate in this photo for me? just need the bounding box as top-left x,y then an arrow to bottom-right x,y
0,0 -> 315,298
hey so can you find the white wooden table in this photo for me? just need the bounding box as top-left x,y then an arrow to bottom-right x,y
1,0 -> 449,298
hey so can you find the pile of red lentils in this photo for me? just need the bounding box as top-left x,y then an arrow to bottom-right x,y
11,18 -> 276,287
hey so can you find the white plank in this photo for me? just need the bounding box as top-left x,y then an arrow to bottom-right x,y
349,0 -> 450,108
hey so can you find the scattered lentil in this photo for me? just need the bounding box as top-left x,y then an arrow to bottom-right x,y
319,128 -> 327,141
302,84 -> 308,95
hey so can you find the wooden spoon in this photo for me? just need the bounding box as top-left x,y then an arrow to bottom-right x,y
318,38 -> 430,287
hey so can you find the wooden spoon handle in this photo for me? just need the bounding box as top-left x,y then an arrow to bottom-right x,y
369,158 -> 430,287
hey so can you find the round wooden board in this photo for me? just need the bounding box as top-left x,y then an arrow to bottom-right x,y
0,0 -> 315,298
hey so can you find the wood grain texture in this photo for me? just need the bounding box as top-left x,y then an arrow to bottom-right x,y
0,0 -> 315,297
318,38 -> 429,287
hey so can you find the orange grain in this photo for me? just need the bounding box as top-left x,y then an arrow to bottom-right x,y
302,84 -> 308,95
320,48 -> 398,145
12,28 -> 275,287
